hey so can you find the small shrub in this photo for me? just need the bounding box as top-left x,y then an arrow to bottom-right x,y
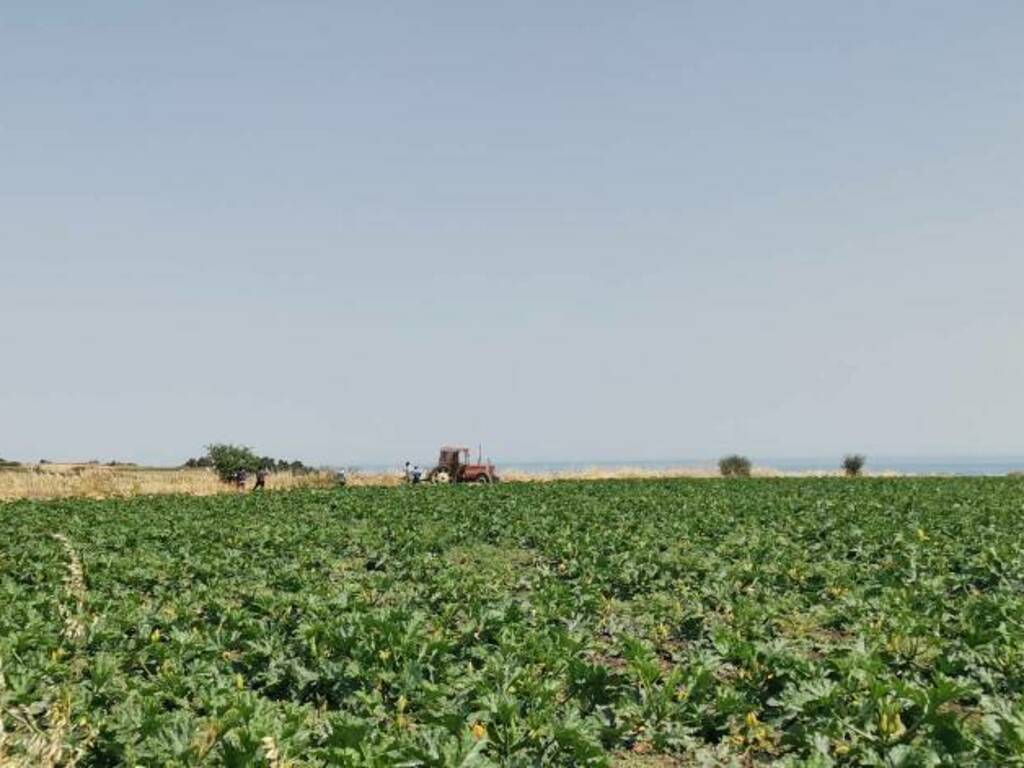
254,456 -> 311,472
842,454 -> 866,477
719,455 -> 752,478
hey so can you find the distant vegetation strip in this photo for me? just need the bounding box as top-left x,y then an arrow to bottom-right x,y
1,461 -> 1011,502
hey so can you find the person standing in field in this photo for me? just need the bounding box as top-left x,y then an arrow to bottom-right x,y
234,469 -> 247,491
254,467 -> 268,490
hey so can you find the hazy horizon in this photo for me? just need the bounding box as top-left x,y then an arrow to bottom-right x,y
3,2 -> 1022,466
8,452 -> 1024,475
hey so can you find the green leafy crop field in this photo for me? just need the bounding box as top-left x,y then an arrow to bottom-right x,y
2,479 -> 1023,766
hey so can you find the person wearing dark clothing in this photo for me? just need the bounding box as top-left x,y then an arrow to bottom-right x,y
254,468 -> 268,490
234,469 -> 247,491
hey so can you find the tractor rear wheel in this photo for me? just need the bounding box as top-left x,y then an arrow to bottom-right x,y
475,474 -> 491,484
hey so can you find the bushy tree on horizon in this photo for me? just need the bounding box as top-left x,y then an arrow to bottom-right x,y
719,455 -> 752,478
185,445 -> 313,480
843,454 -> 866,477
206,443 -> 261,482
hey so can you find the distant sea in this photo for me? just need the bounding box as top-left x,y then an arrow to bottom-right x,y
343,457 -> 1024,477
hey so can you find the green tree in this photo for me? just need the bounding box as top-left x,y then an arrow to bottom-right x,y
719,454 -> 752,478
842,454 -> 866,477
206,443 -> 260,482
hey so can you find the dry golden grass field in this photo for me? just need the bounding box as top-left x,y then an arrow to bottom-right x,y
0,462 -> 875,501
0,464 -> 338,501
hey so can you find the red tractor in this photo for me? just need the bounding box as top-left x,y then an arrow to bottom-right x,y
427,446 -> 499,484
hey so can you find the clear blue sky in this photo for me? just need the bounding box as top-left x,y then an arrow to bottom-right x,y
2,2 -> 1022,466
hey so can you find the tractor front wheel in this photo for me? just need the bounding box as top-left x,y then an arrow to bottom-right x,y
475,474 -> 491,484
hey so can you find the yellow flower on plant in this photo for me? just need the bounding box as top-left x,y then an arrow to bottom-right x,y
470,722 -> 487,740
